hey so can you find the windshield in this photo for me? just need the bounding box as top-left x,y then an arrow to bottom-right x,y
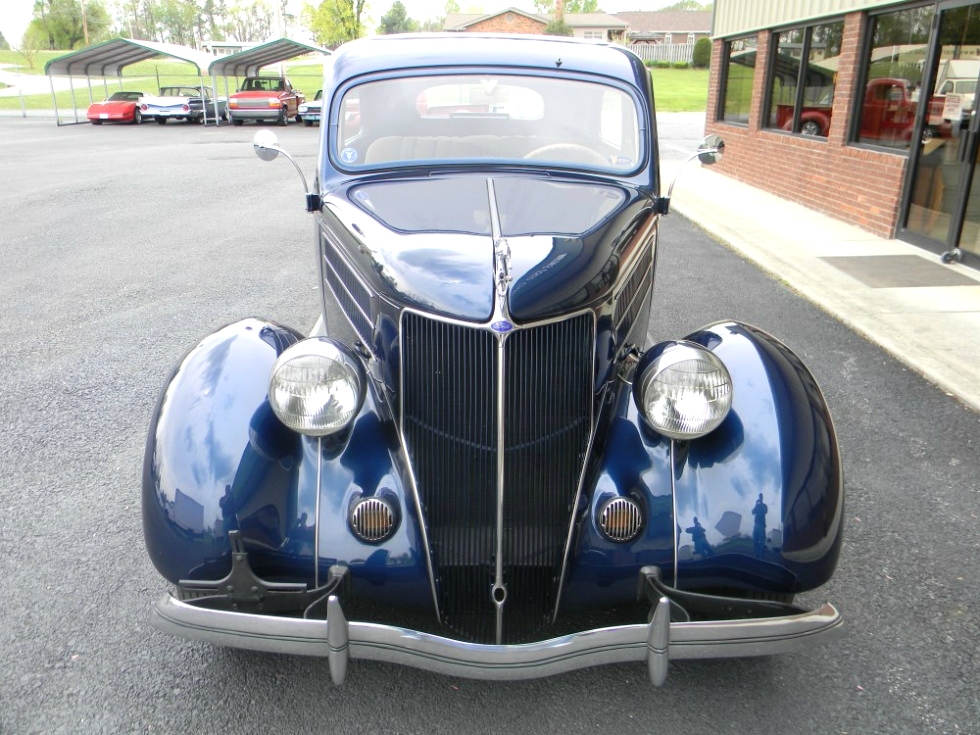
333,73 -> 642,173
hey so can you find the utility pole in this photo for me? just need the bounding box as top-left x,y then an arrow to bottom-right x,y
81,0 -> 90,45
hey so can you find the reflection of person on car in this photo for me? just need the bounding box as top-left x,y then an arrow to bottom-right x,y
752,493 -> 768,557
686,517 -> 714,557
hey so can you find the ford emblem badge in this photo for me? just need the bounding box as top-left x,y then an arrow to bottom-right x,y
490,320 -> 513,333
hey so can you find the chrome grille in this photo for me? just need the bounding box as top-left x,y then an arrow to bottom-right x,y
401,312 -> 594,643
322,237 -> 373,347
614,248 -> 652,342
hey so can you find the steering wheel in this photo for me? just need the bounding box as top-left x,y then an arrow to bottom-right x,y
523,143 -> 609,166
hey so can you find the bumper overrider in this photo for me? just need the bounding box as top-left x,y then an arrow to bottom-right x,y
150,542 -> 842,686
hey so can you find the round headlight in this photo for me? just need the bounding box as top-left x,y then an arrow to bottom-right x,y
268,338 -> 364,436
636,342 -> 732,440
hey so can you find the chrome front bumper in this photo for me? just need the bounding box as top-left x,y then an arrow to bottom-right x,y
151,593 -> 843,686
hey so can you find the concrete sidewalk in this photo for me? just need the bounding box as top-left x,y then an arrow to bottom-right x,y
666,161 -> 980,413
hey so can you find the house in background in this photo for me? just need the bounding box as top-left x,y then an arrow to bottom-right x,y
443,8 -> 546,34
565,13 -> 628,42
614,10 -> 711,46
443,7 -> 626,41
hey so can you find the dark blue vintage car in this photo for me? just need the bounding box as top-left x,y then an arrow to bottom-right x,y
143,34 -> 843,685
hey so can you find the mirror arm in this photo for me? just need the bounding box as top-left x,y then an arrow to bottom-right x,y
656,147 -> 721,216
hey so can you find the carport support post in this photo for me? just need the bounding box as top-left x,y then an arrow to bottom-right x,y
69,77 -> 80,124
211,77 -> 221,126
49,76 -> 61,126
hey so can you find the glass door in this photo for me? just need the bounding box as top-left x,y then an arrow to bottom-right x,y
902,0 -> 980,263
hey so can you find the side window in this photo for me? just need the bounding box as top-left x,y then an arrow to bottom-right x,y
853,5 -> 933,149
765,21 -> 844,138
718,35 -> 757,125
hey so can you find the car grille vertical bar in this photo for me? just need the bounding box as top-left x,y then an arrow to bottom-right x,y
402,312 -> 594,644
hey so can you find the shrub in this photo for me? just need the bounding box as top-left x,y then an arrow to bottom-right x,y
693,37 -> 711,68
655,60 -> 671,69
544,19 -> 573,36
672,61 -> 689,69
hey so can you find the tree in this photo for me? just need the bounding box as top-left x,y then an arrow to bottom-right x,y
544,18 -> 573,36
32,0 -> 113,49
303,0 -> 365,48
658,1 -> 712,10
377,1 -> 417,34
13,25 -> 48,68
0,30 -> 9,50
692,36 -> 710,68
226,0 -> 274,41
444,0 -> 459,14
534,0 -> 598,13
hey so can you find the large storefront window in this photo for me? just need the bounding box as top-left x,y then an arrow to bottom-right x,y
719,35 -> 758,124
854,5 -> 935,149
765,21 -> 844,137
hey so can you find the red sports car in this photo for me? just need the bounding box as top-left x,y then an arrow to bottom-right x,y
87,91 -> 147,125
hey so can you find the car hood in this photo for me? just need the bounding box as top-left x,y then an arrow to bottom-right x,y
327,174 -> 649,321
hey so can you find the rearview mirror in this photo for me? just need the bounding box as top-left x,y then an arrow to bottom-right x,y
697,134 -> 725,165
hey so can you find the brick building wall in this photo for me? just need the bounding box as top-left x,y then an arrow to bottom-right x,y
703,11 -> 907,237
466,13 -> 546,34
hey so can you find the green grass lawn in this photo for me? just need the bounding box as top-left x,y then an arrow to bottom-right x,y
648,67 -> 710,112
0,50 -> 708,113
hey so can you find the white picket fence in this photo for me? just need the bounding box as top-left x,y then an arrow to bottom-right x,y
626,43 -> 695,64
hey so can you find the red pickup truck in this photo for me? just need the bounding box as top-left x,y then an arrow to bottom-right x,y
228,76 -> 306,126
776,78 -> 949,143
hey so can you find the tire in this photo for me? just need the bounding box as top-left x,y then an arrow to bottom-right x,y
91,120 -> 102,125
232,118 -> 244,126
133,108 -> 142,124
304,120 -> 313,127
801,120 -> 822,136
156,117 -> 167,125
277,107 -> 287,126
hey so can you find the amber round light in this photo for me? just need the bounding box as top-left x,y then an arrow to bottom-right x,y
598,497 -> 643,543
350,497 -> 397,543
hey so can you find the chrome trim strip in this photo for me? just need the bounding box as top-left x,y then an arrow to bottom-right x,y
552,377 -> 603,622
315,436 -> 322,588
151,594 -> 843,685
395,340 -> 443,624
670,439 -> 679,584
494,336 -> 507,644
613,259 -> 653,333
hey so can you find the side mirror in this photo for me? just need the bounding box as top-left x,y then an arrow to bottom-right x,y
697,134 -> 725,165
252,130 -> 281,162
250,131 -> 320,212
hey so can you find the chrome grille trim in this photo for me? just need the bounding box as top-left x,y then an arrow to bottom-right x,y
613,247 -> 652,341
321,234 -> 373,348
399,308 -> 596,644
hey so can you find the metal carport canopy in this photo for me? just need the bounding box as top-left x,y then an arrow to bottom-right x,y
207,38 -> 331,79
45,38 -> 217,77
44,38 -> 219,125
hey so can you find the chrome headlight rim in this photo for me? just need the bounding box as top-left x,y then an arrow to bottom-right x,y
634,340 -> 733,441
268,337 -> 365,437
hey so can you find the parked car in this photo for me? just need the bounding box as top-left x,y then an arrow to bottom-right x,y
144,34 -> 844,686
139,86 -> 228,124
86,91 -> 147,124
298,89 -> 323,126
228,76 -> 305,125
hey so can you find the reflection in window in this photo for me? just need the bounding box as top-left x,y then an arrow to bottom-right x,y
719,35 -> 757,125
765,21 -> 844,138
855,5 -> 934,149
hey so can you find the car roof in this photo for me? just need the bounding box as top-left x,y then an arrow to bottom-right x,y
326,34 -> 648,89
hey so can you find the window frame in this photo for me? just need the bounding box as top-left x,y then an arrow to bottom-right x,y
848,1 -> 937,152
716,34 -> 758,126
762,17 -> 845,138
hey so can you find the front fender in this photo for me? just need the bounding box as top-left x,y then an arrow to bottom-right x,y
142,319 -> 305,584
562,321 -> 843,607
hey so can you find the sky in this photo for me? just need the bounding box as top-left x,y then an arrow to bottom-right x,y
0,0 -> 663,49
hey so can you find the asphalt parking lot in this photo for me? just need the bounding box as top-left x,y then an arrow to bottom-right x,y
0,116 -> 978,735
